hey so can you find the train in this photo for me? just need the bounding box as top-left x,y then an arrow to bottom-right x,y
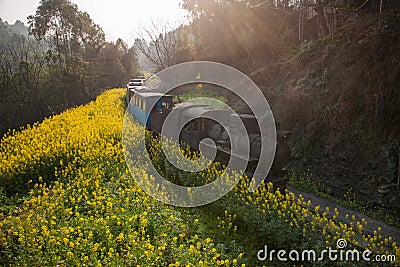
126,85 -> 291,188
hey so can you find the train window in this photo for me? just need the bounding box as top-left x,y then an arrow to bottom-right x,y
143,101 -> 146,111
162,102 -> 169,109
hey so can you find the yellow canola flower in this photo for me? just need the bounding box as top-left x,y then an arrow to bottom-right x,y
0,88 -> 398,267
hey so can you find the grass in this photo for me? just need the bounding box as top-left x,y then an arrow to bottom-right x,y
0,88 -> 398,266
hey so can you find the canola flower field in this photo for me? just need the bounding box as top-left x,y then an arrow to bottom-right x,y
0,88 -> 399,266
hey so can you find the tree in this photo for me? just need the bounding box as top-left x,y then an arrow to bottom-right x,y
116,38 -> 139,79
28,0 -> 106,106
135,20 -> 181,71
101,42 -> 126,87
180,0 -> 296,69
121,47 -> 140,79
313,0 -> 329,37
0,35 -> 47,132
0,1 -> 139,135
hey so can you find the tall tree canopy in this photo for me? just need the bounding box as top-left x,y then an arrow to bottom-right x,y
28,0 -> 105,75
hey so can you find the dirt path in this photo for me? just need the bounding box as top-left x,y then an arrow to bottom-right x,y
287,185 -> 400,244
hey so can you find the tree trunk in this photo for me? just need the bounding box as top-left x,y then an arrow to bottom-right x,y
314,0 -> 329,37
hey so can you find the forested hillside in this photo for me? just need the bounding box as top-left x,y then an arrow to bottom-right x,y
149,0 -> 399,213
257,11 -> 400,212
0,19 -> 29,39
0,2 -> 140,136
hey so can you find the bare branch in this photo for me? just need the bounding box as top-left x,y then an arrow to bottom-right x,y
134,19 -> 181,71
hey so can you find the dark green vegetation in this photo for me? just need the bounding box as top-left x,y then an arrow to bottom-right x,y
0,0 -> 139,136
266,11 -> 400,215
168,0 -> 400,217
1,0 -> 400,223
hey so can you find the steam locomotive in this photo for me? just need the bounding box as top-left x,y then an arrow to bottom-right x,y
126,86 -> 291,188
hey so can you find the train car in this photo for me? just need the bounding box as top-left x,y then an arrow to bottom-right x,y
215,113 -> 291,186
128,89 -> 173,131
174,101 -> 231,151
126,86 -> 148,105
127,89 -> 291,187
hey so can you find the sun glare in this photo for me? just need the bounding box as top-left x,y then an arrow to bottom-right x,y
0,0 -> 188,45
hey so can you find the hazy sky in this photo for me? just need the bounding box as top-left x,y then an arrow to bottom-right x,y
0,0 -> 188,45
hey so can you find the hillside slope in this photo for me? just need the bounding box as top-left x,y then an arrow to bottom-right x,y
252,10 -> 400,213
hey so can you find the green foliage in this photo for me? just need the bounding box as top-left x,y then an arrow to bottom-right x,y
173,83 -> 227,105
179,0 -> 299,71
288,171 -> 322,194
0,1 -> 140,136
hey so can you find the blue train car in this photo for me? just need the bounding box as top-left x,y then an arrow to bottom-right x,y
128,89 -> 173,130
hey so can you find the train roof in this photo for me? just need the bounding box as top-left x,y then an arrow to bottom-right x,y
175,101 -> 208,110
135,89 -> 172,98
129,86 -> 148,92
232,114 -> 255,119
176,101 -> 231,119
